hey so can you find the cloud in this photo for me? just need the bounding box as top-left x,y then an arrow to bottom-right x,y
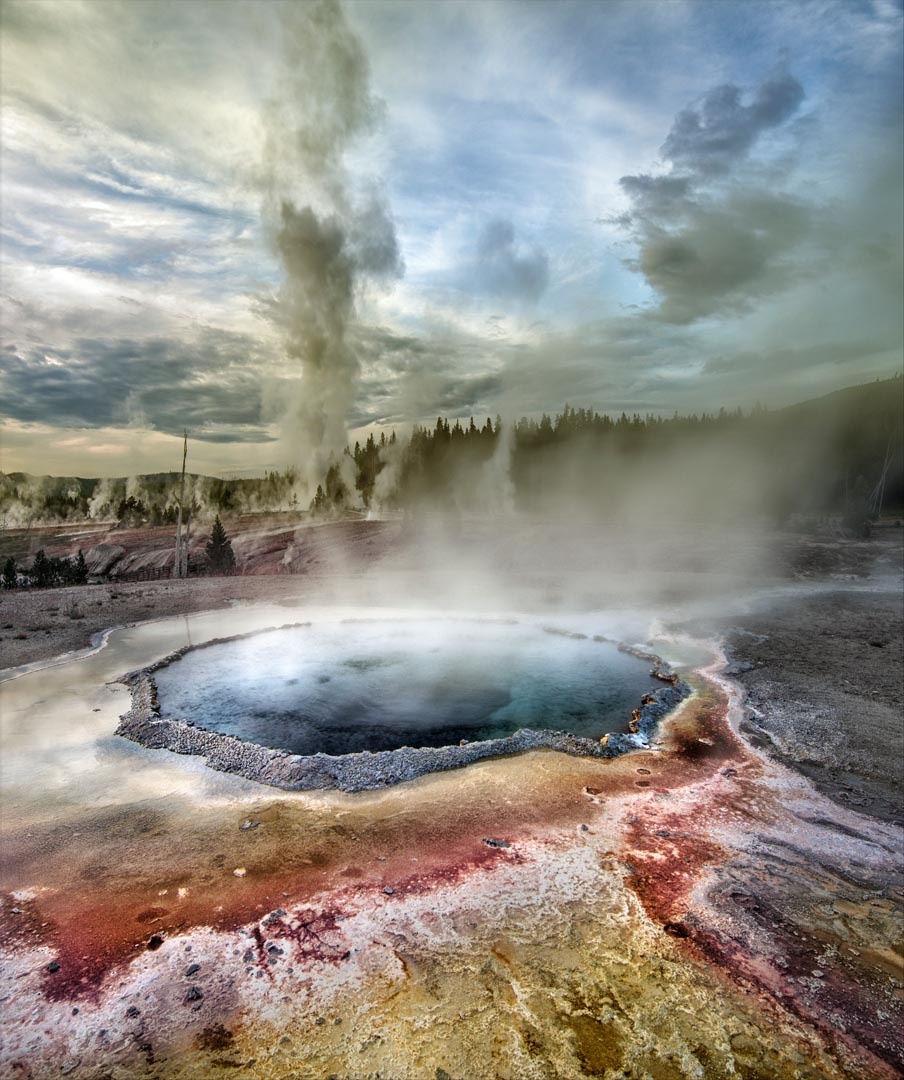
661,70 -> 804,176
473,218 -> 550,304
617,67 -> 810,323
0,330 -> 274,442
0,0 -> 901,478
628,190 -> 811,323
617,174 -> 692,219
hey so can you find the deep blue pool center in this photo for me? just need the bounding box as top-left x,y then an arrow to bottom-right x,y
152,618 -> 662,757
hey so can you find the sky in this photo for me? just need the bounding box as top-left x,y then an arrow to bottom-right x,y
1,0 -> 902,478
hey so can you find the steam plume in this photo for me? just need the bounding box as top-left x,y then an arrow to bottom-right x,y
263,0 -> 402,499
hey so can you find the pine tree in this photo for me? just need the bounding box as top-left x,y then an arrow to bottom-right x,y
2,557 -> 16,590
72,549 -> 89,585
31,549 -> 51,588
206,515 -> 235,574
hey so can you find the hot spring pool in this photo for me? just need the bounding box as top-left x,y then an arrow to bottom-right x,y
152,618 -> 661,756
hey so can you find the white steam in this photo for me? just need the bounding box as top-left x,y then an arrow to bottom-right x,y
262,0 -> 402,502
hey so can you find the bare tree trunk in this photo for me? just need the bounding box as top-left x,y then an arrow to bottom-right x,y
173,431 -> 188,579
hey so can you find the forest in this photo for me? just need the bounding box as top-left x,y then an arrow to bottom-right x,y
2,376 -> 901,528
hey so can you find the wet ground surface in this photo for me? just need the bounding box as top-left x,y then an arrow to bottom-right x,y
1,545 -> 902,1079
719,587 -> 904,827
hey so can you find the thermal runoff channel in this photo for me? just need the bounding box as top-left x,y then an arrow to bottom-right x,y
152,619 -> 660,755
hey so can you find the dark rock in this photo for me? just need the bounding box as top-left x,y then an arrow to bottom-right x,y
126,1006 -> 140,1018
383,886 -> 394,895
184,986 -> 203,1003
664,921 -> 690,938
185,963 -> 201,977
146,935 -> 164,951
482,838 -> 511,849
47,961 -> 60,973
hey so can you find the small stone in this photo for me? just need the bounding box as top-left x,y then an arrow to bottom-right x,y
383,886 -> 394,895
10,908 -> 22,915
233,868 -> 246,877
47,961 -> 60,973
125,1006 -> 140,1018
72,1008 -> 79,1016
184,986 -> 203,1003
334,1018 -> 342,1025
315,1016 -> 326,1026
185,963 -> 200,976
240,820 -> 260,831
146,935 -> 164,951
580,824 -> 589,832
482,838 -> 511,849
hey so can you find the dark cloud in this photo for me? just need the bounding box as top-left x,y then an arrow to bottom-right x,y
618,174 -> 692,219
630,192 -> 811,323
661,70 -> 804,176
0,330 -> 273,442
617,68 -> 809,323
473,218 -> 549,303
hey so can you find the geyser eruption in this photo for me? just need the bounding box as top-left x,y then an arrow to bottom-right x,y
263,0 -> 402,501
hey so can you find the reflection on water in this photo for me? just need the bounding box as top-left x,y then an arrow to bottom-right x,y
154,620 -> 660,755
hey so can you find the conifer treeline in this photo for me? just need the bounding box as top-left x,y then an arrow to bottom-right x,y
1,377 -> 902,524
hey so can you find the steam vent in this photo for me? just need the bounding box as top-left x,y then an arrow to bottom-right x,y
117,618 -> 690,791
